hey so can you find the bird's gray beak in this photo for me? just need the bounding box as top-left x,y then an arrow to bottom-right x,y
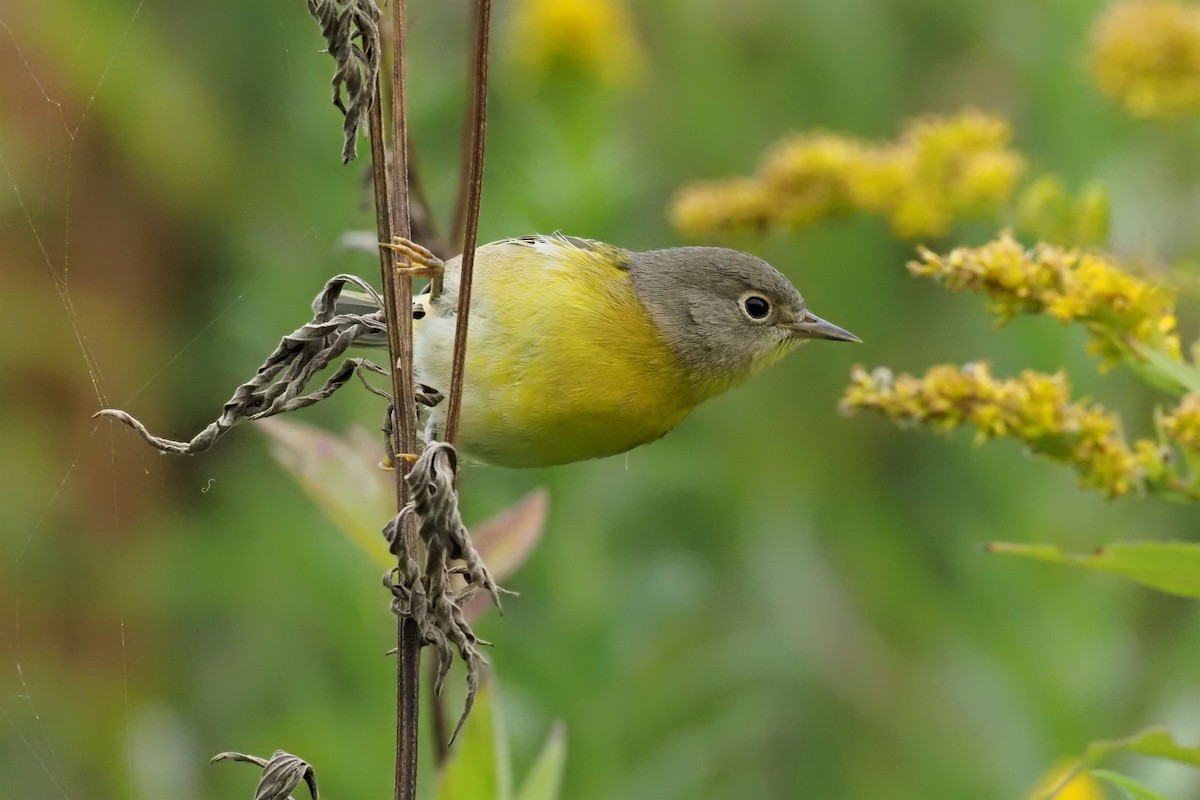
787,312 -> 861,343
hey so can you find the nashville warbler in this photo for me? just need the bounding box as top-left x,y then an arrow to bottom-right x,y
357,233 -> 859,468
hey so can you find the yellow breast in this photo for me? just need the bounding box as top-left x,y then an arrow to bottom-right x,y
414,237 -> 703,467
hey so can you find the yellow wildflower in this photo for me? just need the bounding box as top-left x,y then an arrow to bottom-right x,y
1077,413 -> 1139,495
846,146 -> 912,213
887,186 -> 956,241
1134,438 -> 1172,484
1161,393 -> 1200,447
1090,0 -> 1200,118
670,108 -> 1024,240
841,362 -> 1141,497
509,0 -> 644,87
759,133 -> 869,226
669,179 -> 773,238
910,231 -> 1180,367
1029,762 -> 1104,800
897,109 -> 1026,232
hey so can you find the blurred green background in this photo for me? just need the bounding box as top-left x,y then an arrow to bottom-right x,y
3,1 -> 1199,798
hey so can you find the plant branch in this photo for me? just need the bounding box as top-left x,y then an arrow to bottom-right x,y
364,2 -> 421,797
378,41 -> 446,259
443,0 -> 492,445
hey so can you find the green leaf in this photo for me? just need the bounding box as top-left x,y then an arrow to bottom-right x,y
985,541 -> 1200,599
1083,728 -> 1200,769
515,723 -> 567,800
1090,770 -> 1167,800
1035,729 -> 1200,799
437,681 -> 511,800
1131,344 -> 1200,397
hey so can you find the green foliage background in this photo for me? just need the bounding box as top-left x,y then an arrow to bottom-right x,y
2,1 -> 1199,798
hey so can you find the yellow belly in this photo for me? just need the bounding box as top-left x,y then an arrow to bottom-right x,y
414,238 -> 703,467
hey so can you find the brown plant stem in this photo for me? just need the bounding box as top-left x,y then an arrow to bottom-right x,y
365,2 -> 420,797
369,2 -> 492,790
444,0 -> 492,445
379,44 -> 445,259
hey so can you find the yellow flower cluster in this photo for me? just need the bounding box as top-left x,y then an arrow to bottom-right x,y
1161,393 -> 1200,448
1029,763 -> 1104,800
1090,0 -> 1200,118
840,362 -> 1156,497
670,109 -> 1025,239
509,0 -> 644,87
910,232 -> 1180,366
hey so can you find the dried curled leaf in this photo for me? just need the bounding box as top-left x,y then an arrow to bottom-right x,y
306,0 -> 382,163
384,442 -> 515,745
211,749 -> 319,800
96,275 -> 388,456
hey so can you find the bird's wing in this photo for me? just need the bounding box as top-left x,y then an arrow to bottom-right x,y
504,233 -> 630,271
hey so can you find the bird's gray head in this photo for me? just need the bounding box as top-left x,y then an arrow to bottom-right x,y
628,246 -> 858,393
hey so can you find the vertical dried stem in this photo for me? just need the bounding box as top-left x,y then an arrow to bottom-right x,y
383,0 -> 416,484
369,1 -> 491,790
384,7 -> 422,798
444,0 -> 492,445
421,1 -> 492,760
364,3 -> 420,799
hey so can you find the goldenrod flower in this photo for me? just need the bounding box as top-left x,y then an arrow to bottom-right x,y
1029,763 -> 1104,800
670,109 -> 1024,239
910,231 -> 1180,366
841,362 -> 1146,496
509,0 -> 644,87
1135,438 -> 1173,484
1090,0 -> 1200,118
897,110 -> 1026,232
1161,393 -> 1200,447
759,133 -> 869,226
669,178 -> 774,238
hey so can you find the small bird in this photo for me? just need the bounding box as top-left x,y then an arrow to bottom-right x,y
367,234 -> 859,468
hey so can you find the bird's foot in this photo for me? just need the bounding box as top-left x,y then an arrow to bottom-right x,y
377,452 -> 419,470
380,236 -> 444,279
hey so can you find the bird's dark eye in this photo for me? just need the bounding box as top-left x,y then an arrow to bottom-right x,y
741,294 -> 771,320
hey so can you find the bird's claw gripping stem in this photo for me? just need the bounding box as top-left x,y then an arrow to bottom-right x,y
378,453 -> 420,470
381,236 -> 444,279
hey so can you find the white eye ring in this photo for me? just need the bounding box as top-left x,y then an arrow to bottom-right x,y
740,293 -> 772,322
